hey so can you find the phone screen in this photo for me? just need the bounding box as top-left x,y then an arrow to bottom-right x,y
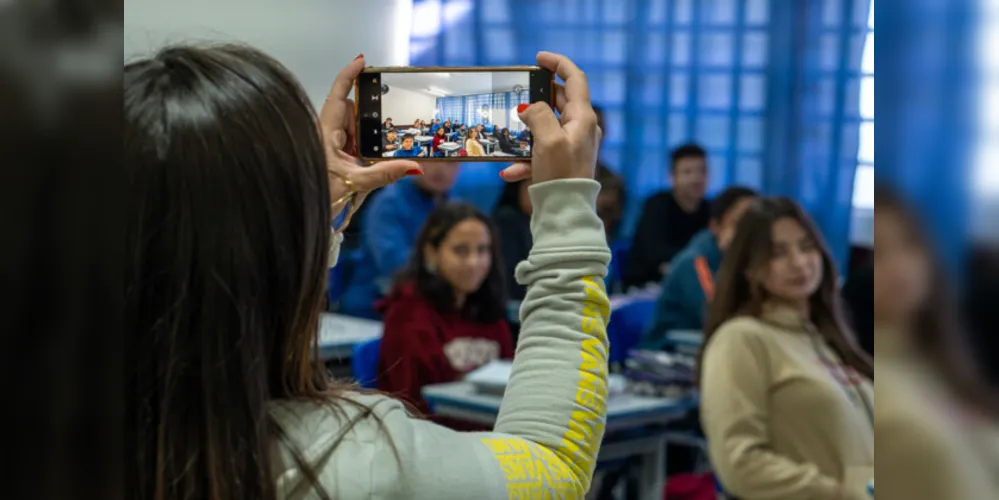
356,68 -> 551,161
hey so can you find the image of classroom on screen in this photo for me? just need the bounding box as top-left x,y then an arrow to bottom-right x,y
378,71 -> 533,158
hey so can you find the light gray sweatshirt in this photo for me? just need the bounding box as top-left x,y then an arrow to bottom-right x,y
269,179 -> 612,499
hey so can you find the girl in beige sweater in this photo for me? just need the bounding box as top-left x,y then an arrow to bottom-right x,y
872,185 -> 999,500
698,197 -> 874,500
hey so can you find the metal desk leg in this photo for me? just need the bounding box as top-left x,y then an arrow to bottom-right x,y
635,434 -> 666,500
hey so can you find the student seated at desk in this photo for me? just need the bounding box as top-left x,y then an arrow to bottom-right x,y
393,133 -> 426,158
431,126 -> 446,156
642,186 -> 756,348
698,197 -> 874,500
377,203 -> 512,424
464,128 -> 486,157
382,128 -> 400,152
497,127 -> 516,154
872,185 -> 999,500
127,49 -> 613,499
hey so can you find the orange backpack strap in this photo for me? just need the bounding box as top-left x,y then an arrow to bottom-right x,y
694,256 -> 715,302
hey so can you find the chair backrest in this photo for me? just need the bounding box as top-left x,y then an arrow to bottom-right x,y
607,298 -> 656,364
351,337 -> 382,388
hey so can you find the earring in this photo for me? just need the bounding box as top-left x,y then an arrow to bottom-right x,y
424,260 -> 438,274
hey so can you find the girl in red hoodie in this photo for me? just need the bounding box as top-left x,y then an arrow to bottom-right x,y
431,126 -> 446,157
376,203 -> 512,422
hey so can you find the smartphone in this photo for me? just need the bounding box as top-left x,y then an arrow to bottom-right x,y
355,66 -> 553,162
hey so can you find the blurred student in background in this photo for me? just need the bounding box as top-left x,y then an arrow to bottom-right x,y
430,118 -> 441,134
699,197 -> 873,500
340,162 -> 460,318
392,134 -> 425,158
493,180 -> 533,303
873,185 -> 999,500
382,128 -> 400,153
459,123 -> 468,138
625,143 -> 711,290
643,186 -> 757,348
412,119 -> 422,133
465,128 -> 486,156
377,203 -> 512,424
383,117 -> 393,129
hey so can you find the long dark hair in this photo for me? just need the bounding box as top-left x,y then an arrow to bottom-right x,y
698,197 -> 873,385
875,184 -> 999,417
2,2 -> 121,499
395,203 -> 506,323
125,45 -> 367,500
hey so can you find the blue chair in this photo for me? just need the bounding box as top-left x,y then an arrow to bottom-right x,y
351,337 -> 381,389
607,298 -> 656,365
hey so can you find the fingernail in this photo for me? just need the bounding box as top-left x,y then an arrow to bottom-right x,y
516,103 -> 530,114
406,168 -> 423,176
498,170 -> 506,179
354,53 -> 364,60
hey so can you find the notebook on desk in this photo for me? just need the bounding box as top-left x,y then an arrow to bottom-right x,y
465,360 -> 627,397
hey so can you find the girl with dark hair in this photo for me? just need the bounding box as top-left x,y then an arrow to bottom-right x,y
376,203 -> 512,421
873,184 -> 999,499
126,47 -> 612,500
698,197 -> 873,500
498,127 -> 516,154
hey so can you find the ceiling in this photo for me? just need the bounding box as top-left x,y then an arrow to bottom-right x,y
381,71 -> 529,97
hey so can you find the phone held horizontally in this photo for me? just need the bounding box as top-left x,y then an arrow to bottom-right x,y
354,66 -> 553,163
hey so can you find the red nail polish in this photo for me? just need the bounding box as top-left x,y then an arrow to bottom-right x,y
499,170 -> 506,179
354,53 -> 364,60
516,103 -> 530,114
406,168 -> 423,176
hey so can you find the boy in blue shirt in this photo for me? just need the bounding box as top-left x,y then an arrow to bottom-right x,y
393,134 -> 425,158
641,186 -> 757,348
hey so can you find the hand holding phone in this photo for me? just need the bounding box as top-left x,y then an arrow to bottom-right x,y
499,51 -> 600,184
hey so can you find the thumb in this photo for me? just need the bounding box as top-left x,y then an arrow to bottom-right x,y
351,160 -> 422,192
518,102 -> 562,140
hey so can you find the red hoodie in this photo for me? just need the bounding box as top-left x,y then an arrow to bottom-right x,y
375,282 -> 513,426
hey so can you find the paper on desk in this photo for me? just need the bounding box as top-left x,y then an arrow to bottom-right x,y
466,360 -> 627,397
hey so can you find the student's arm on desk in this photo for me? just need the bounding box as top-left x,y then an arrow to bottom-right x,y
701,322 -> 846,500
375,179 -> 612,499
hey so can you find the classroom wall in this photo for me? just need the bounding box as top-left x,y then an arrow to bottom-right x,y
124,0 -> 411,107
381,87 -> 438,126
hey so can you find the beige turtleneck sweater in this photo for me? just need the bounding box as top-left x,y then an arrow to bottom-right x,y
875,328 -> 999,500
700,303 -> 874,500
